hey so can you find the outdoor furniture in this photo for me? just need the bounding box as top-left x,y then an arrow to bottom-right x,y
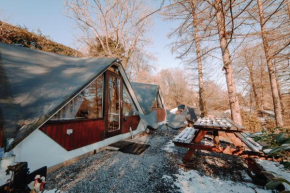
173,117 -> 246,162
166,109 -> 188,130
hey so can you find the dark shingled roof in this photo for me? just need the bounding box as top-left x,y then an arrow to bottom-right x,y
0,42 -> 117,149
131,82 -> 159,115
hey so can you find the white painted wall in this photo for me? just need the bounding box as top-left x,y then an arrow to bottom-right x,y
11,122 -> 144,172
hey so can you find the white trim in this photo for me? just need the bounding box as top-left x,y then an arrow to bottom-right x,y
12,121 -> 144,172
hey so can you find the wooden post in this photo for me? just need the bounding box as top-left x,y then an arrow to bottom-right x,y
213,130 -> 219,145
183,149 -> 195,162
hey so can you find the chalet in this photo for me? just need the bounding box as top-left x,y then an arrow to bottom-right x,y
0,42 -> 166,179
131,82 -> 166,123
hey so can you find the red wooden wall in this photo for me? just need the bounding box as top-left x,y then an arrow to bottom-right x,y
122,115 -> 140,134
40,119 -> 104,151
40,116 -> 140,151
153,108 -> 166,123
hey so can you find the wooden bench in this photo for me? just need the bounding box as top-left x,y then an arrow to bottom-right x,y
173,127 -> 196,144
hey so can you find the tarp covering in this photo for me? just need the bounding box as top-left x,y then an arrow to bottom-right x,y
131,82 -> 159,115
0,42 -> 117,149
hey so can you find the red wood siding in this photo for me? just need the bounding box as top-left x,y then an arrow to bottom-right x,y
40,119 -> 104,151
153,108 -> 166,122
122,115 -> 140,134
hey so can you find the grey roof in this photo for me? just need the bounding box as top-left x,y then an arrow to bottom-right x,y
0,42 -> 117,149
131,82 -> 159,114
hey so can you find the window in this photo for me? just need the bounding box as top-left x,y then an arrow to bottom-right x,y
152,93 -> 163,109
123,85 -> 137,116
51,74 -> 104,120
157,93 -> 164,108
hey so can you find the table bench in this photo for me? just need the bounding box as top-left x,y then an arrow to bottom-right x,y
173,118 -> 248,162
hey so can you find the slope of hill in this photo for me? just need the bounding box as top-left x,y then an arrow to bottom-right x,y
0,21 -> 82,57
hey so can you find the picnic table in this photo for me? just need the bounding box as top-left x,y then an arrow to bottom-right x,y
173,117 -> 247,162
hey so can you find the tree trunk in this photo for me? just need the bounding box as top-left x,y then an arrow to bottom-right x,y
259,59 -> 265,110
248,63 -> 260,110
287,0 -> 290,19
274,59 -> 285,118
257,0 -> 284,127
192,0 -> 208,117
214,0 -> 242,125
249,90 -> 253,114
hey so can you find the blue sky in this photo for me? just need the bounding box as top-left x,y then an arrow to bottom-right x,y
0,0 -> 181,71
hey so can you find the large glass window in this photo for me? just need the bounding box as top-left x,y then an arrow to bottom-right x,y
51,74 -> 104,120
123,85 -> 137,116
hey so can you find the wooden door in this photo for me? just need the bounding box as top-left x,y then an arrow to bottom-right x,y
105,71 -> 123,138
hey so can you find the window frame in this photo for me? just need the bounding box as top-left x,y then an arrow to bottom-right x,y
49,74 -> 105,122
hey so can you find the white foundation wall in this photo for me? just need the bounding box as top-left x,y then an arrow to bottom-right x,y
12,122 -> 145,172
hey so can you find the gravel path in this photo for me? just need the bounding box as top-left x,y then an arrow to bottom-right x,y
46,127 -> 264,192
46,128 -> 184,192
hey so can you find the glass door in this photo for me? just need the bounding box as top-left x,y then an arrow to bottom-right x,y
105,71 -> 123,137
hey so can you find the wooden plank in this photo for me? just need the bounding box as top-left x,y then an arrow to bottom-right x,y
226,118 -> 244,130
122,115 -> 140,134
153,108 -> 166,123
193,130 -> 207,143
173,127 -> 196,143
40,119 -> 105,151
226,133 -> 244,147
213,130 -> 219,145
183,149 -> 195,162
235,133 -> 262,152
194,117 -> 237,131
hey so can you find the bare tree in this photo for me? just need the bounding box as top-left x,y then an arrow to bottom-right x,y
127,51 -> 156,82
234,45 -> 274,112
153,68 -> 199,109
286,0 -> 290,19
162,0 -> 208,117
256,0 -> 284,127
204,80 -> 229,111
65,0 -> 164,68
191,1 -> 208,117
209,0 -> 252,125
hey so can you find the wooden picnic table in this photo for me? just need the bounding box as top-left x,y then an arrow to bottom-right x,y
173,117 -> 248,162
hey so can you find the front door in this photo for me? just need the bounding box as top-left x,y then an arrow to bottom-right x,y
105,71 -> 123,138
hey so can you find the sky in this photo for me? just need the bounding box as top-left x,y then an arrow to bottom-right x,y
0,0 -> 181,72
